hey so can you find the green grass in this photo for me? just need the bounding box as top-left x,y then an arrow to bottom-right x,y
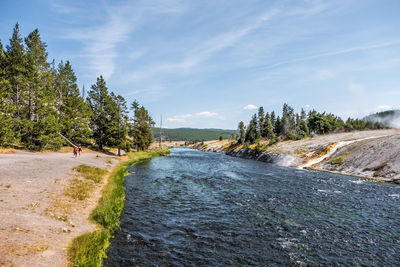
329,150 -> 353,165
68,148 -> 170,267
74,165 -> 107,183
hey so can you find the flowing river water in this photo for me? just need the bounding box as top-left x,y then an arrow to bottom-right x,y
105,148 -> 400,266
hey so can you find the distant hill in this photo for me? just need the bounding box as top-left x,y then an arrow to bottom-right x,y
364,110 -> 400,128
152,127 -> 238,141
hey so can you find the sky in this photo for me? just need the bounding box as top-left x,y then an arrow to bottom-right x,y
1,0 -> 400,129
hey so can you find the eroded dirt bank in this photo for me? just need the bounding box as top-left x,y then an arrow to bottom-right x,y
191,129 -> 400,183
0,150 -> 119,267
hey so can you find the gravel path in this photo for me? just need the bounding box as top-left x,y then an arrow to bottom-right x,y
0,150 -> 119,267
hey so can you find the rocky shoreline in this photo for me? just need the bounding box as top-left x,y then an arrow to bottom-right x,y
190,129 -> 400,184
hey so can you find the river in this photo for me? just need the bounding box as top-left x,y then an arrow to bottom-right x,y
105,147 -> 400,266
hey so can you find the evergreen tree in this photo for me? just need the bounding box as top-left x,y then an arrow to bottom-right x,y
270,111 -> 276,129
238,121 -> 245,144
87,76 -> 119,150
281,103 -> 296,139
0,40 -> 16,146
265,114 -> 276,141
5,23 -> 28,136
257,106 -> 265,138
55,61 -> 91,145
112,93 -> 131,154
21,28 -> 63,150
130,100 -> 154,151
275,116 -> 282,136
263,112 -> 272,137
245,114 -> 258,144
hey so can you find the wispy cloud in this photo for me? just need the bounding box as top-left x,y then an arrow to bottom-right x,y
375,105 -> 392,111
60,1 -> 185,80
167,111 -> 218,123
196,111 -> 217,117
256,41 -> 400,72
243,104 -> 258,110
127,9 -> 278,81
49,1 -> 82,14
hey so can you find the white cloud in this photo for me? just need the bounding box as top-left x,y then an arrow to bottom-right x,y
126,9 -> 278,81
166,113 -> 192,123
61,1 -> 185,80
258,40 -> 400,72
196,111 -> 217,117
304,104 -> 311,109
375,105 -> 392,111
243,104 -> 258,110
166,117 -> 186,123
166,111 -> 217,123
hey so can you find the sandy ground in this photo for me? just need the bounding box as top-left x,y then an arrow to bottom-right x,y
0,150 -> 119,267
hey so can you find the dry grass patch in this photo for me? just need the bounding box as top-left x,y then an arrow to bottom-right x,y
65,178 -> 95,201
74,165 -> 107,183
8,244 -> 49,256
0,147 -> 15,154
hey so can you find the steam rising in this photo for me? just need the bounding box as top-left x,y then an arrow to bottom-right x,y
364,110 -> 400,129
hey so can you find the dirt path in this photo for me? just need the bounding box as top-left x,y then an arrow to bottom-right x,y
0,150 -> 119,267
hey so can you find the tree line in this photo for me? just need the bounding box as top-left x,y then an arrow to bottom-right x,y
0,23 -> 154,151
237,103 -> 386,145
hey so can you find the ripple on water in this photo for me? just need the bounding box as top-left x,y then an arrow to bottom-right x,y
105,148 -> 400,266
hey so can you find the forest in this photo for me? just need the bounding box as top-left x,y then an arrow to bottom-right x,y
237,103 -> 388,145
152,127 -> 237,142
0,24 -> 154,151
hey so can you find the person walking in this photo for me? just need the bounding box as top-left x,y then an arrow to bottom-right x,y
73,146 -> 78,158
78,146 -> 82,156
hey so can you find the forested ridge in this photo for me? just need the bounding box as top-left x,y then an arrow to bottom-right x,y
0,23 -> 153,151
153,128 -> 237,142
237,103 -> 388,145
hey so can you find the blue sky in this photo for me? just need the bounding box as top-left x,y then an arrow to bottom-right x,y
1,0 -> 400,129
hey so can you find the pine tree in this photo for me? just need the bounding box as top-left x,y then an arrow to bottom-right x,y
130,100 -> 154,151
281,103 -> 296,139
265,115 -> 276,142
22,28 -> 63,150
245,114 -> 258,144
5,23 -> 28,138
257,106 -> 265,138
270,111 -> 276,129
111,93 -> 131,154
87,76 -> 118,150
238,121 -> 245,144
55,61 -> 92,145
0,40 -> 16,146
275,116 -> 282,136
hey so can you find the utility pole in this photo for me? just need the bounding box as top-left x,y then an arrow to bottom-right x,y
118,104 -> 121,156
159,115 -> 162,148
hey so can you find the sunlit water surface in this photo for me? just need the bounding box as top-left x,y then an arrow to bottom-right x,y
105,148 -> 400,266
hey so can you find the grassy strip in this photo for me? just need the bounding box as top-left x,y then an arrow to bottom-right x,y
74,165 -> 108,183
68,149 -> 170,267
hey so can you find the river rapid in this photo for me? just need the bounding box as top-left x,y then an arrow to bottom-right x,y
105,147 -> 400,266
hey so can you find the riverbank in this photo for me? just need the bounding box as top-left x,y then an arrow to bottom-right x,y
68,149 -> 170,267
0,149 -> 119,266
0,148 -> 169,266
190,129 -> 400,184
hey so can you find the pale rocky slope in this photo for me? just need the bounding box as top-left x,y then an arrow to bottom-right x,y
191,129 -> 400,183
